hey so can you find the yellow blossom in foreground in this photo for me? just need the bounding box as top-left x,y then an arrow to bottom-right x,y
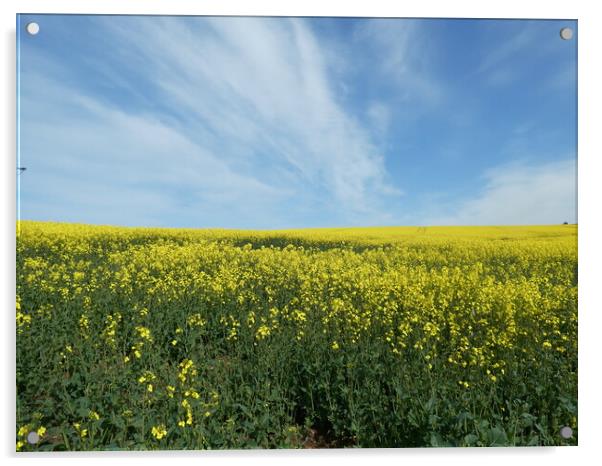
255,325 -> 271,340
16,311 -> 32,329
73,423 -> 88,438
136,326 -> 152,341
182,399 -> 193,425
178,358 -> 197,384
151,425 -> 167,440
184,389 -> 200,399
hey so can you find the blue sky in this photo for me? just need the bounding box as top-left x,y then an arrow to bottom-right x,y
17,15 -> 577,228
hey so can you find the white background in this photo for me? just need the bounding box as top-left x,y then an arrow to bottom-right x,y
1,1 -> 600,465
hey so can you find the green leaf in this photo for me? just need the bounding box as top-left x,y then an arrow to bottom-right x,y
488,427 -> 508,446
463,433 -> 478,446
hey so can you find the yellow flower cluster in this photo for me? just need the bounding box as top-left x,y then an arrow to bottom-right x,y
101,312 -> 121,348
219,315 -> 240,341
73,423 -> 88,438
255,324 -> 271,340
186,313 -> 206,328
151,424 -> 167,440
136,326 -> 152,341
16,423 -> 46,451
16,310 -> 32,332
181,399 -> 193,426
128,326 -> 153,359
79,313 -> 90,338
178,359 -> 197,385
137,370 -> 156,393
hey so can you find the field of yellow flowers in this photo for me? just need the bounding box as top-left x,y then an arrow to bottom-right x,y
16,221 -> 577,450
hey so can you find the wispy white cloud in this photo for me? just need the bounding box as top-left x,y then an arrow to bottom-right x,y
355,19 -> 444,106
20,16 -> 404,227
424,158 -> 577,225
477,26 -> 537,75
20,77 -> 286,227
475,21 -> 566,88
106,17 -> 399,211
367,101 -> 391,137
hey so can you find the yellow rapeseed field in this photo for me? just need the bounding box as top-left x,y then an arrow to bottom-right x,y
16,221 -> 577,449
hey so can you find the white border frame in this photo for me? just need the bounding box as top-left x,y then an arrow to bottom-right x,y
2,1 -> 600,465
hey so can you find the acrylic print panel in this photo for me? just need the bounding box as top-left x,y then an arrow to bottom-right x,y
16,14 -> 577,451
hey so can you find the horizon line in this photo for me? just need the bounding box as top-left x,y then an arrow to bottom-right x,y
16,219 -> 579,232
